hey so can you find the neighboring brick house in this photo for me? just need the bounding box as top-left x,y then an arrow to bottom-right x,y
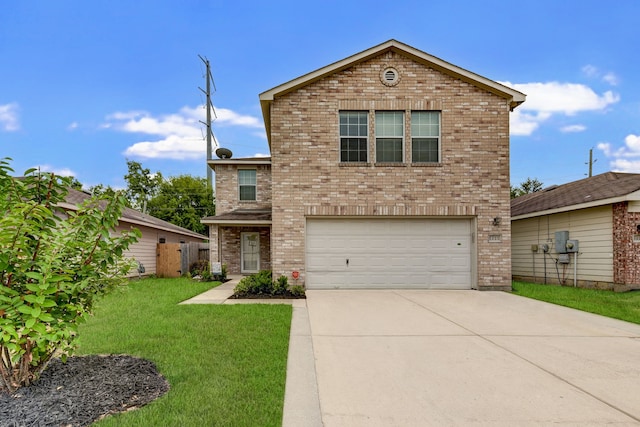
203,39 -> 525,290
511,172 -> 640,291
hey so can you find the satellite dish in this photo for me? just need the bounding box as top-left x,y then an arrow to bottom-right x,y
215,147 -> 233,159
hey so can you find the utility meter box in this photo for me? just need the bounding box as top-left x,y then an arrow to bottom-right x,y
558,254 -> 570,264
566,239 -> 579,253
555,231 -> 569,254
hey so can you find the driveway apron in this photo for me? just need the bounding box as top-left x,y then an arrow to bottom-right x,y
302,290 -> 640,426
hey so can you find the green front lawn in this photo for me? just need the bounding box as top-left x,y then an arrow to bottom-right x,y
78,277 -> 292,426
512,281 -> 640,325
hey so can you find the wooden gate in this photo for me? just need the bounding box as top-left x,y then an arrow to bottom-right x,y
156,242 -> 210,278
156,243 -> 182,278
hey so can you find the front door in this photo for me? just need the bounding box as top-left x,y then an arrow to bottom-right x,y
241,232 -> 260,273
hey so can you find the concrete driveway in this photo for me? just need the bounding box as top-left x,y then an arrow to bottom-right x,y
283,290 -> 640,426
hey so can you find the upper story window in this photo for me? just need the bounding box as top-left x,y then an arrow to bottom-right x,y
238,169 -> 257,201
339,111 -> 368,163
411,111 -> 440,163
376,111 -> 404,163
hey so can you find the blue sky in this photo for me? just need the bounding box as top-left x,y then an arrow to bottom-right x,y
2,1 -> 639,190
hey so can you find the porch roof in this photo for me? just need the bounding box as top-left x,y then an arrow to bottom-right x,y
201,208 -> 272,226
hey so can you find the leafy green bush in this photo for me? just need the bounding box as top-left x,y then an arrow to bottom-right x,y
0,158 -> 140,393
289,285 -> 306,298
271,275 -> 289,296
189,259 -> 209,277
233,271 -> 305,298
189,261 -> 226,282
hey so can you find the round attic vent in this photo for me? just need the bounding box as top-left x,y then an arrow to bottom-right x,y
380,67 -> 400,86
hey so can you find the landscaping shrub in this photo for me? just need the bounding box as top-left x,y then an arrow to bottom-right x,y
189,261 -> 226,282
0,158 -> 140,393
233,271 -> 305,298
188,260 -> 209,277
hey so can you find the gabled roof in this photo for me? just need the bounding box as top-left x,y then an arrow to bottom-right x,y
511,172 -> 640,219
62,188 -> 207,239
259,39 -> 526,146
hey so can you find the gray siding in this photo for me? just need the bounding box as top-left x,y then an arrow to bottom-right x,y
116,223 -> 205,277
512,206 -> 613,285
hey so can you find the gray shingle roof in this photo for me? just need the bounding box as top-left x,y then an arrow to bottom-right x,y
65,188 -> 207,239
511,172 -> 640,217
201,208 -> 272,223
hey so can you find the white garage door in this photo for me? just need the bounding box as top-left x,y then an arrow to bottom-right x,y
306,218 -> 472,290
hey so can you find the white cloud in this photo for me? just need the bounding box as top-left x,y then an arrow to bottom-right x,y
581,65 -> 619,86
0,103 -> 20,131
502,81 -> 619,136
603,72 -> 620,86
503,81 -> 619,115
105,105 -> 263,160
560,124 -> 587,133
581,65 -> 599,78
509,110 -> 551,136
35,164 -> 77,177
598,135 -> 640,173
67,122 -> 79,130
253,153 -> 270,158
123,135 -> 204,160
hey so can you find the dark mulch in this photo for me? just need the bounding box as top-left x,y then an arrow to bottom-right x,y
0,355 -> 169,427
229,292 -> 306,299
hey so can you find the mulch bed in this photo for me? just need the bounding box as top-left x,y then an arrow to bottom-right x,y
0,355 -> 169,427
229,292 -> 306,299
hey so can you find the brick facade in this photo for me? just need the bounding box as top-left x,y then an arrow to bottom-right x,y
268,50 -> 513,290
613,202 -> 640,288
207,162 -> 272,274
214,163 -> 272,214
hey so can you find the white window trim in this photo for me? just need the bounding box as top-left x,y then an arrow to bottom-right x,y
238,169 -> 257,201
339,111 -> 369,163
411,111 -> 441,164
375,111 -> 405,163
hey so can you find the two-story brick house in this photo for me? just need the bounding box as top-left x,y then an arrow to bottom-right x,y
202,40 -> 525,290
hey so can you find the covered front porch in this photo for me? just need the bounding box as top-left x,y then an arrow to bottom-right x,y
202,209 -> 272,275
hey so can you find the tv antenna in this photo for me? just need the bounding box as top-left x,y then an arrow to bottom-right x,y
198,54 -> 218,190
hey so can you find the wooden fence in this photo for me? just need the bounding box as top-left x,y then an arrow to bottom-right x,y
156,242 -> 209,278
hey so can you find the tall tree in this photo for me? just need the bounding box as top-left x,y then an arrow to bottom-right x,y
147,174 -> 215,234
511,177 -> 544,199
124,160 -> 163,213
87,183 -> 121,200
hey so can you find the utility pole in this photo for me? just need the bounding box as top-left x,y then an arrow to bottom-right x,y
198,55 -> 216,191
586,148 -> 597,177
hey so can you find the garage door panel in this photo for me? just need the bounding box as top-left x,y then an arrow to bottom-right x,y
306,218 -> 472,289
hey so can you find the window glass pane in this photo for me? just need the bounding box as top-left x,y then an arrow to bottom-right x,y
239,186 -> 256,201
412,138 -> 439,163
341,138 -> 367,162
376,138 -> 403,163
340,111 -> 368,137
238,169 -> 256,185
375,111 -> 404,137
411,111 -> 440,137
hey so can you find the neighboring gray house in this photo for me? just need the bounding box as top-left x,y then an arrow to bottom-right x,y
511,172 -> 640,291
63,188 -> 207,277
